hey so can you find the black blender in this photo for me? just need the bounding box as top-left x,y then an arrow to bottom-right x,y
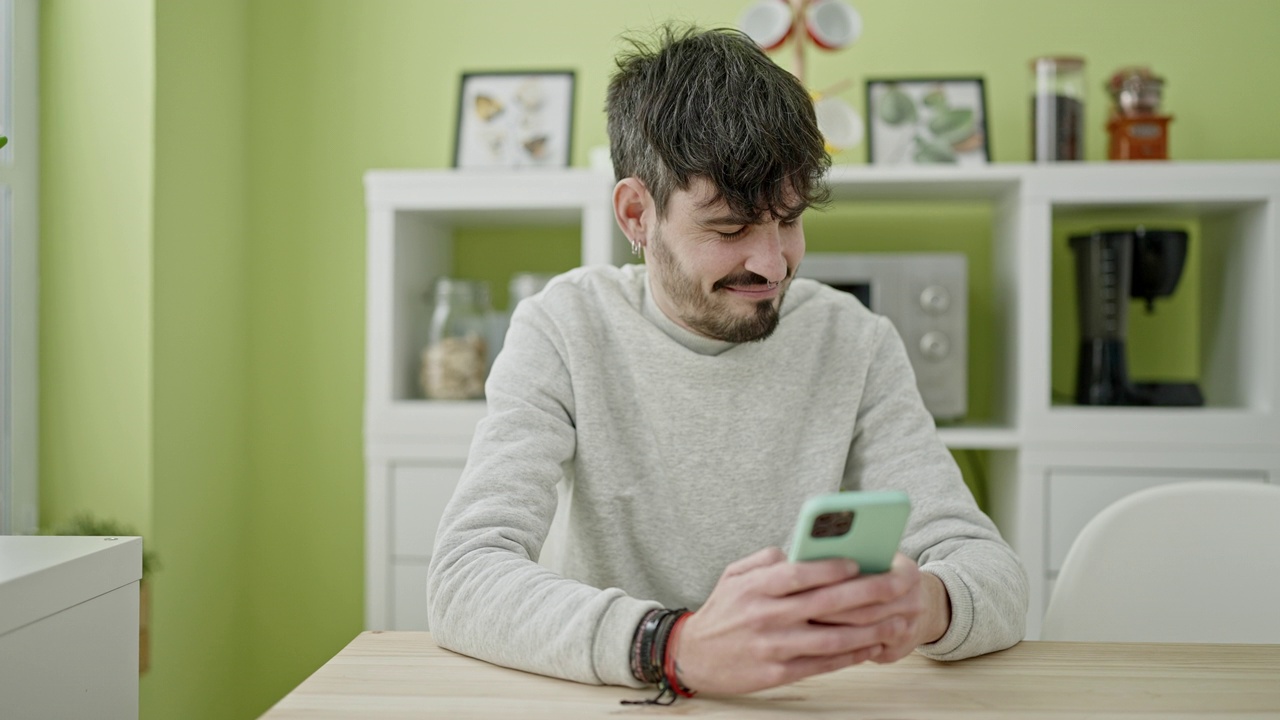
1070,227 -> 1204,406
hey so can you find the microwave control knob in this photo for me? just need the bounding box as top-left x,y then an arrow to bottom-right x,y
920,331 -> 951,361
920,285 -> 951,314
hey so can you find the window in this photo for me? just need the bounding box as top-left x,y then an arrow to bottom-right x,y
1,0 -> 37,534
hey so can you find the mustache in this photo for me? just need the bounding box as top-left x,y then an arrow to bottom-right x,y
713,270 -> 791,291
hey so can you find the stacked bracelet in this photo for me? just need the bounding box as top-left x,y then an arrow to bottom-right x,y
623,608 -> 697,705
629,609 -> 665,684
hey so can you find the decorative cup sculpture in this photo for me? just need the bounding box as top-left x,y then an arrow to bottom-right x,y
739,0 -> 865,152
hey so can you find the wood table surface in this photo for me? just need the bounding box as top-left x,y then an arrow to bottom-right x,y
260,631 -> 1280,719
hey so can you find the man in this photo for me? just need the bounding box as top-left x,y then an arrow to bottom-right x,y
427,25 -> 1027,696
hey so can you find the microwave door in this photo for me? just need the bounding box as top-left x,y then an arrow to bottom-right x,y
824,281 -> 873,311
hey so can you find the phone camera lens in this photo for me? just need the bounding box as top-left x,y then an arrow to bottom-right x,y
811,510 -> 854,538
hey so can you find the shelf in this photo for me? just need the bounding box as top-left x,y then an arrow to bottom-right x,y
364,163 -> 1280,436
365,169 -> 612,214
365,162 -> 1280,449
937,424 -> 1020,450
1029,406 -> 1279,447
365,400 -> 487,450
820,161 -> 1280,206
364,170 -> 625,416
393,206 -> 585,227
824,165 -> 1022,201
1022,161 -> 1280,206
1045,192 -> 1276,420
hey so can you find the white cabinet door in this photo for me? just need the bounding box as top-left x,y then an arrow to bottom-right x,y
392,463 -> 465,559
385,463 -> 464,630
392,561 -> 431,631
1046,469 -> 1266,575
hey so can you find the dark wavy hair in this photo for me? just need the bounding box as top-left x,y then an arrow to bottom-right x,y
606,24 -> 830,221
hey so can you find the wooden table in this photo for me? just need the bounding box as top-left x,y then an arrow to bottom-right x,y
260,631 -> 1280,719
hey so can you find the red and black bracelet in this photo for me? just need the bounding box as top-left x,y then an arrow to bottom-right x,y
663,611 -> 697,698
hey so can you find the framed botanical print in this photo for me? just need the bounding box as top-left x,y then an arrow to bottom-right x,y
866,77 -> 990,165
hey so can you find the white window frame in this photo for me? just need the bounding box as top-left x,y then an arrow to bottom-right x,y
1,0 -> 38,534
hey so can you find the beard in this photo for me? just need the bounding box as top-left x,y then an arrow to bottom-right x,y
646,229 -> 787,343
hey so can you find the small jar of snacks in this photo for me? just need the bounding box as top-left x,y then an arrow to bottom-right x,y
422,278 -> 491,400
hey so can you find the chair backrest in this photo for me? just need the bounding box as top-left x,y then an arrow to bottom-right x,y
1042,480 -> 1280,643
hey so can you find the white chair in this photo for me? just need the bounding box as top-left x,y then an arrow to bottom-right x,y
1042,480 -> 1280,644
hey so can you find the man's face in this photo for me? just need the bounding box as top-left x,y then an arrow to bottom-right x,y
645,178 -> 805,343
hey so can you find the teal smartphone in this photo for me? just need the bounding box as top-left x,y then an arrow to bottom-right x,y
787,491 -> 911,574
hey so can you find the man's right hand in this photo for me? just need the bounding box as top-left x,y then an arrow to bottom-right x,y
670,547 -> 904,694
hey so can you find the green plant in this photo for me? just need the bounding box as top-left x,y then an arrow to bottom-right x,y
53,513 -> 161,579
0,135 -> 8,148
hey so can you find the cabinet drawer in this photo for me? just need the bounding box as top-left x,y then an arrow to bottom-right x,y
392,464 -> 465,558
391,561 -> 431,631
1046,469 -> 1265,574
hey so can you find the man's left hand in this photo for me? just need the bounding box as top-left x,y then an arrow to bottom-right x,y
812,553 -> 951,663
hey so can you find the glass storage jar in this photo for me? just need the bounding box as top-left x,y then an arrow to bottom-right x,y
421,278 -> 491,400
1031,56 -> 1086,162
484,272 -> 557,372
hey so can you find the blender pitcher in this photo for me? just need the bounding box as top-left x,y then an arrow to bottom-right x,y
1071,230 -> 1132,405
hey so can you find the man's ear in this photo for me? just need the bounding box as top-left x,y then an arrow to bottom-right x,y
613,178 -> 656,251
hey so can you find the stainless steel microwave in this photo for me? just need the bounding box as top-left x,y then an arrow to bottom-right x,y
798,253 -> 967,421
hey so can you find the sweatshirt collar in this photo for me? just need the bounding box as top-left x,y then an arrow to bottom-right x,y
641,269 -> 738,357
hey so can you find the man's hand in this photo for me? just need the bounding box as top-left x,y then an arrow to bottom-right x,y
671,547 -> 948,695
812,553 -> 952,663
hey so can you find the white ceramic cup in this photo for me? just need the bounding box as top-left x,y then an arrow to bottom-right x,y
805,0 -> 862,50
814,95 -> 864,150
739,0 -> 794,51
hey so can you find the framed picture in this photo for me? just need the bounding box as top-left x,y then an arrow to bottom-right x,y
453,71 -> 575,169
866,77 -> 990,166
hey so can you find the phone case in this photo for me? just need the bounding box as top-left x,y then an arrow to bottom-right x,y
787,490 -> 911,573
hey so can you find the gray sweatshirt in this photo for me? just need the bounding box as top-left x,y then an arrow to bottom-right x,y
427,264 -> 1028,688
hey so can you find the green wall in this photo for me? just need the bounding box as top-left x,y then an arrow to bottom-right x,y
242,4 -> 367,708
38,1 -> 1280,718
40,0 -> 154,539
41,1 -> 253,719
149,1 -> 253,718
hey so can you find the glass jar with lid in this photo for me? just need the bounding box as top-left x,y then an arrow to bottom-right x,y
485,272 -> 557,370
509,272 -> 555,308
1031,56 -> 1086,162
421,277 -> 491,400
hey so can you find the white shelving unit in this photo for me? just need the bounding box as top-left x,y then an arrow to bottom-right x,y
364,162 -> 1280,636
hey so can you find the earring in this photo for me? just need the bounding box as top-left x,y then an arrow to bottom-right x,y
630,238 -> 644,257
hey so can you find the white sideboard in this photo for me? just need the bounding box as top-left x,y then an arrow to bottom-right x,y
0,535 -> 142,720
364,162 -> 1280,638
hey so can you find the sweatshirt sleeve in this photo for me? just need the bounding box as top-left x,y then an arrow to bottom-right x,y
426,298 -> 660,687
847,318 -> 1029,660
